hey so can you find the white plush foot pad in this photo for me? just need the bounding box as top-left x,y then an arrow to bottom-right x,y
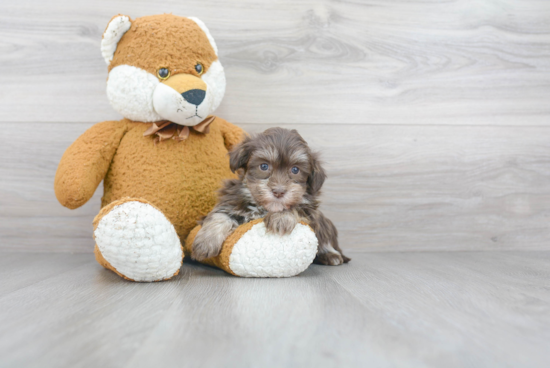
94,201 -> 182,282
229,222 -> 318,277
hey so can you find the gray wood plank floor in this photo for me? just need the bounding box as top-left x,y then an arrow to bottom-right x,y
0,251 -> 548,368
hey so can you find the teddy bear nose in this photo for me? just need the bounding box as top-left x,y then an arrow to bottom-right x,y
181,89 -> 206,106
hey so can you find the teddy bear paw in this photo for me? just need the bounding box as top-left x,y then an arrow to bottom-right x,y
94,200 -> 183,282
229,221 -> 318,277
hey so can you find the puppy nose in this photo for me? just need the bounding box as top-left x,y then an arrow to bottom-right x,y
272,188 -> 286,198
181,89 -> 206,106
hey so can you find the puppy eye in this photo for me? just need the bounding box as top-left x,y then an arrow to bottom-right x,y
195,63 -> 204,75
291,166 -> 300,174
157,68 -> 170,80
260,163 -> 269,171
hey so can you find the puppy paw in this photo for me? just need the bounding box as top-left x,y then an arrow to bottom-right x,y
264,212 -> 297,236
192,213 -> 236,261
192,234 -> 224,261
314,251 -> 347,266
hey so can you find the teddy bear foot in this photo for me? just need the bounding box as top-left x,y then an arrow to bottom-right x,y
186,218 -> 318,278
93,198 -> 183,282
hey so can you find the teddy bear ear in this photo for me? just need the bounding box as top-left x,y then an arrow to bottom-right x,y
101,15 -> 132,65
188,17 -> 218,56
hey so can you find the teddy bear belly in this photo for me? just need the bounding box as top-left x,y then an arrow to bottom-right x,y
101,125 -> 237,241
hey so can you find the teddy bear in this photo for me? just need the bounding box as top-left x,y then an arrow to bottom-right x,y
54,14 -> 317,281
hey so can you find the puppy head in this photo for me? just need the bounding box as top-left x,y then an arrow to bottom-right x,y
230,128 -> 326,212
102,14 -> 225,126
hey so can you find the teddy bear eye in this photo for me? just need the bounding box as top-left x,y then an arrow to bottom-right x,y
157,68 -> 170,80
291,166 -> 300,174
260,163 -> 269,171
195,63 -> 204,75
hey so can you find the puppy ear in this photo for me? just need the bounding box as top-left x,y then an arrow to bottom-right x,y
101,15 -> 132,65
229,136 -> 253,173
307,152 -> 326,195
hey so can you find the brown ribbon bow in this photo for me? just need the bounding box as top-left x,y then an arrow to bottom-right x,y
143,116 -> 216,145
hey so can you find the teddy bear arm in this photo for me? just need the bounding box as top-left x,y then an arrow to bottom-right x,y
54,120 -> 128,209
216,117 -> 248,151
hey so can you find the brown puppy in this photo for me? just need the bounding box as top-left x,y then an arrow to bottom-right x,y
192,127 -> 350,265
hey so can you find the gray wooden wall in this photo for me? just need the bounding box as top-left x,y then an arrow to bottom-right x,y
1,0 -> 550,253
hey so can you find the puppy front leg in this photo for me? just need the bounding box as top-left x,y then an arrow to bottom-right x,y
192,212 -> 237,261
264,210 -> 299,236
310,211 -> 351,266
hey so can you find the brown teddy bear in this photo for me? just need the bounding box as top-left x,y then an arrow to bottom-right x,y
55,14 -> 317,281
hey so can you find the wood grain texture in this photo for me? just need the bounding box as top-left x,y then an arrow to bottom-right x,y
0,251 -> 548,368
0,253 -> 90,295
0,0 -> 549,125
2,122 -> 550,252
1,0 -> 550,252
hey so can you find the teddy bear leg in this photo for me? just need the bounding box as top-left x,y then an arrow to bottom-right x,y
93,198 -> 183,282
186,219 -> 318,278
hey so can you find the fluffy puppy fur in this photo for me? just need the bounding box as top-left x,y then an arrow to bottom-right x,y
192,127 -> 350,266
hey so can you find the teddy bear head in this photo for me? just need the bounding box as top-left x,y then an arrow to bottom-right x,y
101,14 -> 225,126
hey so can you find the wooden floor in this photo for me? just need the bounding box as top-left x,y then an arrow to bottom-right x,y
0,251 -> 548,368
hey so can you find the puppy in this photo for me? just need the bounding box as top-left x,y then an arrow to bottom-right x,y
192,127 -> 350,266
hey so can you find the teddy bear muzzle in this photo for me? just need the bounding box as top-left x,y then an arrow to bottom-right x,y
153,72 -> 212,126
